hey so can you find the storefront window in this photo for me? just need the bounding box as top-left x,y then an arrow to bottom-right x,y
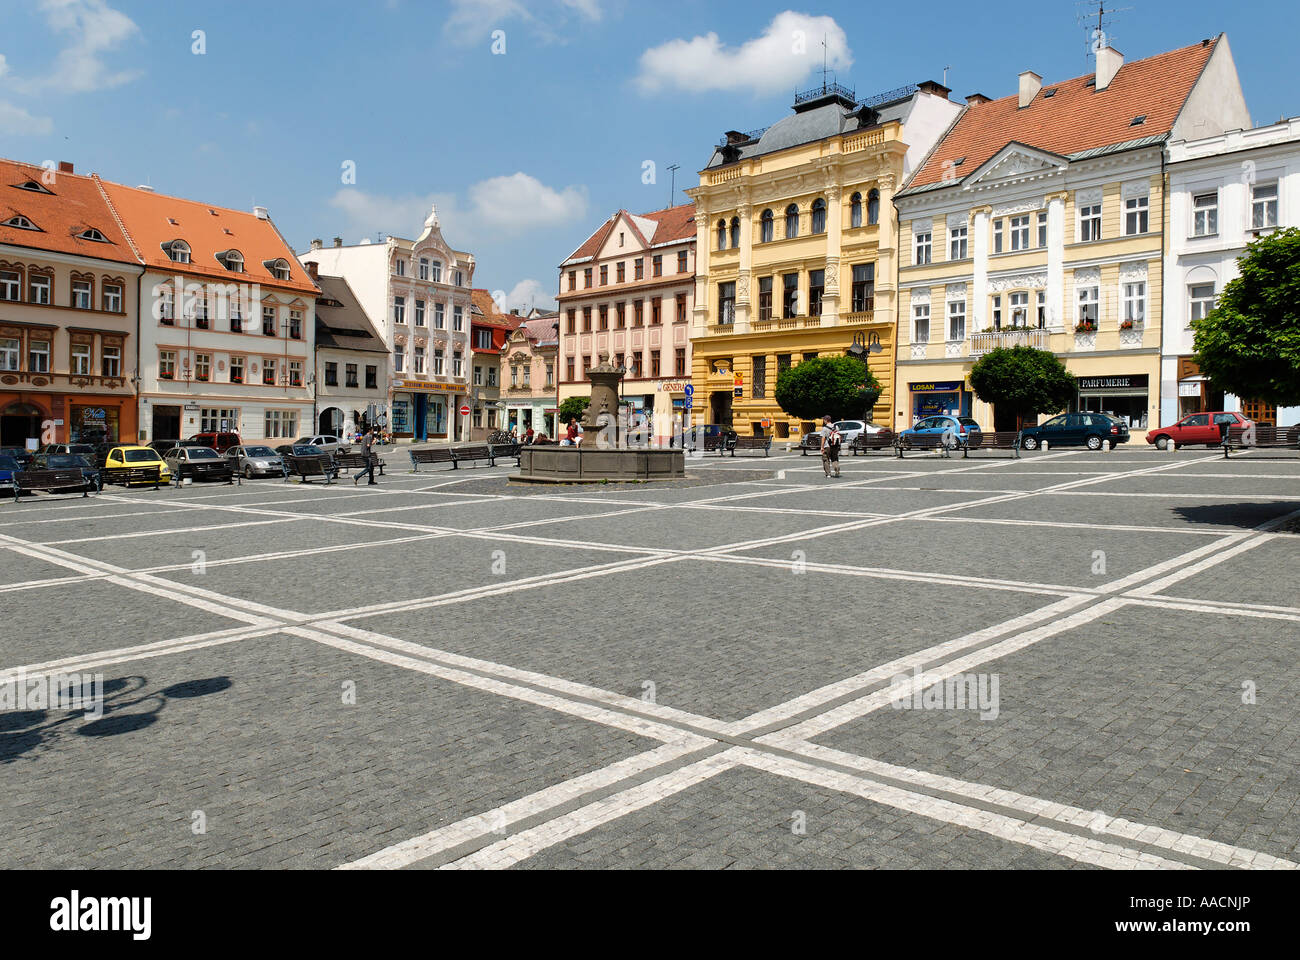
391,399 -> 410,434
70,405 -> 119,443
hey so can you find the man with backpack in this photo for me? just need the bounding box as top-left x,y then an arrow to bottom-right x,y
821,416 -> 842,478
352,427 -> 379,486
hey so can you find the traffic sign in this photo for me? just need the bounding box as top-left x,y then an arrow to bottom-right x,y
685,397 -> 693,410
684,384 -> 694,398
459,404 -> 470,417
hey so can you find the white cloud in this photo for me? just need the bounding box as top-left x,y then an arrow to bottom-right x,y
501,278 -> 554,312
19,0 -> 141,94
635,11 -> 852,96
444,0 -> 532,44
327,189 -> 456,244
468,172 -> 587,228
559,0 -> 603,20
0,100 -> 54,136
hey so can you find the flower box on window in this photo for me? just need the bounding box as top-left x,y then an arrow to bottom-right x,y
1119,319 -> 1141,331
159,371 -> 174,379
1074,321 -> 1097,333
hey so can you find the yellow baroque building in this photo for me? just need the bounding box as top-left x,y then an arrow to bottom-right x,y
686,81 -> 960,440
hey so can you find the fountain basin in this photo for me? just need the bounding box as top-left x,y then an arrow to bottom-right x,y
514,446 -> 686,483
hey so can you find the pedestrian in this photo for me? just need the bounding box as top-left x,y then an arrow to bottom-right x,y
821,415 -> 842,478
353,427 -> 379,486
563,419 -> 579,446
524,426 -> 535,445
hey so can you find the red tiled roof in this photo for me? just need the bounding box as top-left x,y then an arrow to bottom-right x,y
0,159 -> 138,264
561,203 -> 695,264
94,177 -> 318,293
907,38 -> 1219,190
470,288 -> 525,329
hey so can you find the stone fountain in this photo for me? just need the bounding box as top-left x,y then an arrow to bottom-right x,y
514,352 -> 686,483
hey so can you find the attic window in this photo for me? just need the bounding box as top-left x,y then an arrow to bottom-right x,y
1130,115 -> 1147,126
80,228 -> 108,242
264,258 -> 292,281
1042,89 -> 1057,98
167,218 -> 179,226
5,215 -> 38,230
16,180 -> 52,194
164,239 -> 191,263
217,249 -> 244,273
953,156 -> 966,166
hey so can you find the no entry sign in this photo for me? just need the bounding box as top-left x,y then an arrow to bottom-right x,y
459,405 -> 471,416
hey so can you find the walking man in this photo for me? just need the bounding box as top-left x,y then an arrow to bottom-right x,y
353,427 -> 379,486
820,416 -> 842,478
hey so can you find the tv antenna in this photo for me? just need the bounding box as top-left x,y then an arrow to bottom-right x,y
666,163 -> 680,208
1076,1 -> 1132,54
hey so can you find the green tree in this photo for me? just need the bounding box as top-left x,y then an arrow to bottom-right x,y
1193,227 -> 1300,407
774,355 -> 881,422
557,396 -> 590,425
969,346 -> 1076,423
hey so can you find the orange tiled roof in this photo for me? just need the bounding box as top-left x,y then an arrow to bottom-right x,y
470,288 -> 525,329
94,177 -> 318,294
0,159 -> 138,265
562,202 -> 695,264
906,38 -> 1219,191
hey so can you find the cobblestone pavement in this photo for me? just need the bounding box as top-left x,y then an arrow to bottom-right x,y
1,444 -> 1297,869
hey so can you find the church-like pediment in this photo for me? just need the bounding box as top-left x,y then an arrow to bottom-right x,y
966,142 -> 1067,187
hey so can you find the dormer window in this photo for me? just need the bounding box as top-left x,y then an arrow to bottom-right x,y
217,249 -> 244,272
263,258 -> 292,281
1042,89 -> 1057,98
165,239 -> 191,263
80,228 -> 108,242
17,180 -> 52,194
5,215 -> 38,231
1130,115 -> 1147,126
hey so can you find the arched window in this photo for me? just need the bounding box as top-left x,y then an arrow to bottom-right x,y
811,198 -> 827,234
868,189 -> 880,226
729,216 -> 740,248
717,219 -> 727,250
165,239 -> 191,263
760,209 -> 774,243
218,250 -> 244,273
850,192 -> 863,228
785,204 -> 799,239
263,258 -> 291,280
5,216 -> 38,230
80,228 -> 108,242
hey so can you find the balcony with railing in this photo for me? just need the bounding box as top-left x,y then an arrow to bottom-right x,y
969,328 -> 1052,356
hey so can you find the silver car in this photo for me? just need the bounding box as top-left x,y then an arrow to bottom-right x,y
831,420 -> 887,444
225,444 -> 285,479
293,434 -> 351,456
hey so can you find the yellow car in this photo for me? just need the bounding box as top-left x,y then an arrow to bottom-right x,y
101,445 -> 172,486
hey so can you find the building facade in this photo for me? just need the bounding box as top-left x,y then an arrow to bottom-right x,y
893,37 -> 1250,432
503,315 -> 560,438
309,266 -> 389,439
300,206 -> 475,443
468,289 -> 520,441
686,81 -> 961,440
1163,116 -> 1300,427
556,204 -> 695,445
96,179 -> 318,446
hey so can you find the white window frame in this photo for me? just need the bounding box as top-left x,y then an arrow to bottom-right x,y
72,279 -> 92,309
0,271 -> 18,301
103,283 -> 122,313
393,296 -> 406,324
1079,204 -> 1102,242
1189,283 -> 1216,325
28,337 -> 50,373
912,303 -> 931,343
1037,211 -> 1048,248
1124,195 -> 1150,235
413,346 -> 425,374
1251,182 -> 1279,229
1122,281 -> 1146,324
71,342 -> 92,375
433,348 -> 445,377
949,225 -> 968,260
1009,291 -> 1029,328
1009,216 -> 1030,251
1192,192 -> 1218,237
947,300 -> 966,342
0,337 -> 19,371
29,274 -> 51,305
914,231 -> 932,265
1077,285 -> 1100,324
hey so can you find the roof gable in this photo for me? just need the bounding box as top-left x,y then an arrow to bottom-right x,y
964,142 -> 1069,189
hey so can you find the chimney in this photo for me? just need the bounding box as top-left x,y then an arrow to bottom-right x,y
332,236 -> 343,247
58,161 -> 74,174
966,93 -> 991,106
304,260 -> 319,279
723,130 -> 749,145
310,238 -> 322,250
1096,45 -> 1124,92
1018,71 -> 1042,108
917,80 -> 951,100
253,205 -> 269,220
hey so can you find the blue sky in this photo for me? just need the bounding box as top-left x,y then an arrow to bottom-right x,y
2,0 -> 1296,311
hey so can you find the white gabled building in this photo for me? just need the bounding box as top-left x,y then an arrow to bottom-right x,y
1162,116 -> 1300,427
300,206 -> 475,442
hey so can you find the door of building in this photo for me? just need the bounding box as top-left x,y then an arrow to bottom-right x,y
709,390 -> 733,426
414,395 -> 428,442
0,402 -> 42,447
151,405 -> 181,444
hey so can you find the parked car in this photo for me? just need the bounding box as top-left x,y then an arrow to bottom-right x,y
147,439 -> 181,456
1146,411 -> 1252,450
0,446 -> 35,470
20,453 -> 99,494
182,432 -> 243,454
276,443 -> 329,459
38,442 -> 97,459
101,445 -> 172,484
831,420 -> 887,444
898,415 -> 981,449
0,454 -> 20,497
164,445 -> 235,482
1020,413 -> 1130,451
225,444 -> 285,479
292,434 -> 350,456
671,423 -> 737,451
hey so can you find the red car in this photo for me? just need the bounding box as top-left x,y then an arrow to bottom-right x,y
183,431 -> 243,453
1146,412 -> 1252,450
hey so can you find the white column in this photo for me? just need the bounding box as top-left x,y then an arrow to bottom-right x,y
971,209 -> 989,329
1047,196 -> 1066,331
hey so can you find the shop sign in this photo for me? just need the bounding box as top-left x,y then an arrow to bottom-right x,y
1077,374 -> 1148,391
658,381 -> 689,392
1178,382 -> 1202,397
910,381 -> 963,392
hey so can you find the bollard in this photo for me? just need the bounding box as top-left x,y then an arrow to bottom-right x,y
1041,440 -> 1049,451
1167,438 -> 1177,453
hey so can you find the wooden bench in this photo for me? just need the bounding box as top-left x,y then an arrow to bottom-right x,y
409,448 -> 458,472
452,444 -> 496,468
490,442 -> 522,466
14,468 -> 94,499
895,432 -> 967,458
725,436 -> 772,457
963,430 -> 1022,459
798,434 -> 824,456
703,435 -> 730,455
1222,424 -> 1300,458
849,430 -> 895,455
99,465 -> 163,489
334,452 -> 385,477
284,455 -> 337,483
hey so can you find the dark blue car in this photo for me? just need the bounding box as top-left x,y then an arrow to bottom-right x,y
0,455 -> 19,498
